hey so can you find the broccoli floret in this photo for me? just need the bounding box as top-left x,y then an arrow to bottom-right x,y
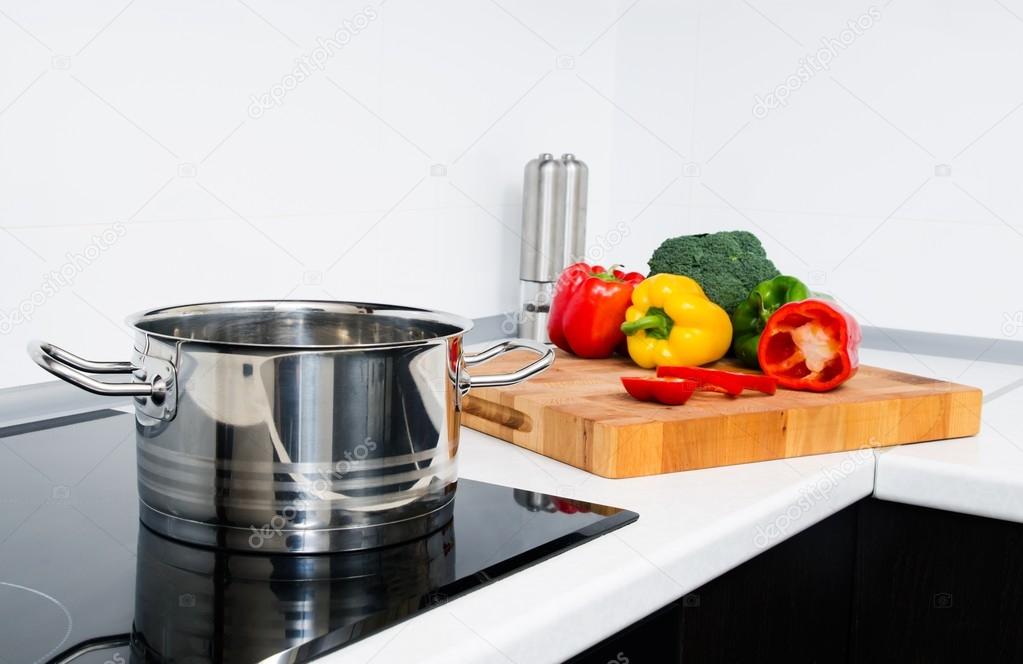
647,230 -> 780,314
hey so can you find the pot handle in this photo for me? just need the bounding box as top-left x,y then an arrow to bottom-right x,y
27,340 -> 166,400
463,339 -> 555,389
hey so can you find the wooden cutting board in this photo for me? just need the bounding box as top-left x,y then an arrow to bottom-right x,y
461,350 -> 982,478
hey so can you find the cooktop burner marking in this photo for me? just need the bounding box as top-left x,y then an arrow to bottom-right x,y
0,582 -> 73,663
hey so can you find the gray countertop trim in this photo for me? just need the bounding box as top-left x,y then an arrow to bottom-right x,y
0,379 -> 131,429
860,326 -> 1023,366
474,313 -> 1023,365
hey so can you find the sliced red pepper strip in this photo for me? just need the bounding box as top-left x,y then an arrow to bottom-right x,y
757,299 -> 861,392
620,376 -> 698,405
656,365 -> 777,395
693,382 -> 735,395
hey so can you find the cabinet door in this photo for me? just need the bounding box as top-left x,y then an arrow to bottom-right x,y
569,504 -> 858,664
679,504 -> 856,663
565,602 -> 683,664
852,499 -> 1023,664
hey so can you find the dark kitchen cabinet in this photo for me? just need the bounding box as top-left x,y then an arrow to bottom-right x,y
569,504 -> 857,664
568,499 -> 1023,664
850,499 -> 1023,664
563,602 -> 683,664
679,503 -> 857,664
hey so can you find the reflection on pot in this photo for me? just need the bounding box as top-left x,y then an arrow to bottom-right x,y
131,520 -> 455,663
29,301 -> 554,554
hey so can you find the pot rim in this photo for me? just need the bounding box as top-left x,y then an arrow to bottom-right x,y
124,299 -> 474,350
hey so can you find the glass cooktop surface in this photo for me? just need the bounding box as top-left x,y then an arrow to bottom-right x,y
0,411 -> 637,663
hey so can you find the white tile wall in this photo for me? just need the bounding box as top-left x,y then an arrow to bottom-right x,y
594,0 -> 1023,344
1,0 -> 1020,389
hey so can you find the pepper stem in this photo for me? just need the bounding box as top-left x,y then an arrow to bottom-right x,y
590,265 -> 624,282
620,307 -> 673,340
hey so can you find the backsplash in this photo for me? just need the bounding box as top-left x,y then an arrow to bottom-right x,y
1,0 -> 1020,388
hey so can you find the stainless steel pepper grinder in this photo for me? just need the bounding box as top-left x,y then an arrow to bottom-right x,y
562,153 -> 588,266
517,153 -> 588,342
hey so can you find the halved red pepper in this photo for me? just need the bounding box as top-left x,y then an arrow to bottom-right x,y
757,299 -> 861,392
621,376 -> 698,405
548,263 -> 645,358
656,366 -> 777,395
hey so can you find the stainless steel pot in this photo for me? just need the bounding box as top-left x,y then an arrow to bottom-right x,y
28,300 -> 553,553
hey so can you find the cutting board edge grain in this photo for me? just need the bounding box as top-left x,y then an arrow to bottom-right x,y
460,351 -> 983,479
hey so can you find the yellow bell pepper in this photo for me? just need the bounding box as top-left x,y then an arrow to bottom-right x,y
619,273 -> 733,368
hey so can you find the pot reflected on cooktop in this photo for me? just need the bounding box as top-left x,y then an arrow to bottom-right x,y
0,411 -> 637,664
132,521 -> 455,662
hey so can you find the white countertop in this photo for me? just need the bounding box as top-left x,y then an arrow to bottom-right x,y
306,347 -> 1022,664
865,348 -> 1023,523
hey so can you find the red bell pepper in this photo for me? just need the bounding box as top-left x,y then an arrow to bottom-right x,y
621,376 -> 699,405
656,366 -> 777,395
552,497 -> 590,514
757,299 -> 861,392
548,263 -> 645,358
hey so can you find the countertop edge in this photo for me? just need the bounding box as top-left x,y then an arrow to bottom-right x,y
874,441 -> 1023,524
315,446 -> 876,664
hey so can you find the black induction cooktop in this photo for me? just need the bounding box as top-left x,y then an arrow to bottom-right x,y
0,410 -> 637,663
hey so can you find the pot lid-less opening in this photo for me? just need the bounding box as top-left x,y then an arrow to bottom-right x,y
126,300 -> 473,349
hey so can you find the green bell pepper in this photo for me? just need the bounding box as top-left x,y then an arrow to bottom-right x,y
731,275 -> 810,368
